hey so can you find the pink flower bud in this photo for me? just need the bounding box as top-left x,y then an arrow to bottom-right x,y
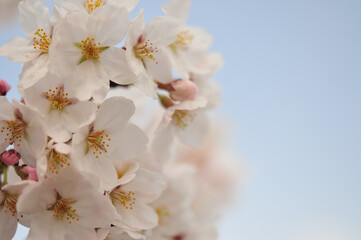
170,79 -> 197,101
1,149 -> 20,166
22,166 -> 38,181
0,79 -> 11,96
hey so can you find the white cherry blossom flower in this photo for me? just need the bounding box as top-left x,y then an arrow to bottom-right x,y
162,0 -> 213,79
72,96 -> 148,190
36,139 -> 72,178
122,10 -> 182,97
17,167 -> 115,240
0,181 -> 32,240
149,174 -> 195,240
0,0 -> 55,89
109,168 -> 166,231
49,4 -> 132,102
22,73 -> 98,142
152,97 -> 208,162
0,97 -> 47,166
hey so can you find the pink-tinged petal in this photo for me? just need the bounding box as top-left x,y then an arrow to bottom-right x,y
144,49 -> 173,84
108,124 -> 148,160
18,53 -> 49,90
162,0 -> 191,23
101,47 -> 137,85
17,180 -> 57,214
94,96 -> 135,130
0,211 -> 18,240
46,110 -> 72,142
123,168 -> 166,203
61,101 -> 97,133
74,192 -> 115,228
117,202 -> 158,230
144,16 -> 182,47
87,4 -> 129,46
22,124 -> 47,165
19,0 -> 51,36
0,37 -> 39,63
27,212 -> 67,240
0,79 -> 11,96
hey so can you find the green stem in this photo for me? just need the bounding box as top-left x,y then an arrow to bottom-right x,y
3,166 -> 8,185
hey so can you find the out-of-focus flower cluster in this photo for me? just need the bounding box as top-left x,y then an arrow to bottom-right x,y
0,0 -> 237,239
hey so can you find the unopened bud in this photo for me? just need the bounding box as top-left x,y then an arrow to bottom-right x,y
0,79 -> 11,96
21,166 -> 38,181
170,79 -> 197,101
1,149 -> 20,166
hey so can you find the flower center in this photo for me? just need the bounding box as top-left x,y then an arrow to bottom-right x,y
172,110 -> 196,129
52,197 -> 79,224
134,39 -> 159,64
44,86 -> 71,111
48,149 -> 70,175
87,129 -> 111,159
1,120 -> 26,147
75,37 -> 109,64
86,0 -> 104,13
156,206 -> 171,226
110,189 -> 136,210
33,28 -> 52,53
170,30 -> 194,52
2,192 -> 18,216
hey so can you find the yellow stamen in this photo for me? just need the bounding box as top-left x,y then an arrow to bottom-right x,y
44,86 -> 71,111
110,189 -> 136,210
134,39 -> 159,64
33,28 -> 52,53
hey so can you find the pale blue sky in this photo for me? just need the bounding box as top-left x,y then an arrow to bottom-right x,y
1,0 -> 361,239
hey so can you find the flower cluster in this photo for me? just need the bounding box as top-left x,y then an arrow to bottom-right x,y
0,0 -> 237,239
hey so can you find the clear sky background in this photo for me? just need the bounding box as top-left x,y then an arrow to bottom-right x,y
1,0 -> 361,239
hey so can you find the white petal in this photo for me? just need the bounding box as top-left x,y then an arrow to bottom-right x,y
145,49 -> 173,84
162,0 -> 191,23
133,72 -> 158,98
124,168 -> 166,203
27,212 -> 67,240
18,53 -> 49,89
117,202 -> 158,230
87,4 -> 129,46
0,211 -> 17,240
144,16 -> 182,47
77,153 -> 117,192
19,0 -> 51,37
101,47 -> 137,85
0,96 -> 14,120
74,192 -> 115,228
61,101 -> 97,133
94,96 -> 135,130
177,111 -> 209,147
68,60 -> 109,102
17,180 -> 57,214
110,0 -> 139,11
46,110 -> 72,142
108,124 -> 148,160
0,37 -> 39,62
